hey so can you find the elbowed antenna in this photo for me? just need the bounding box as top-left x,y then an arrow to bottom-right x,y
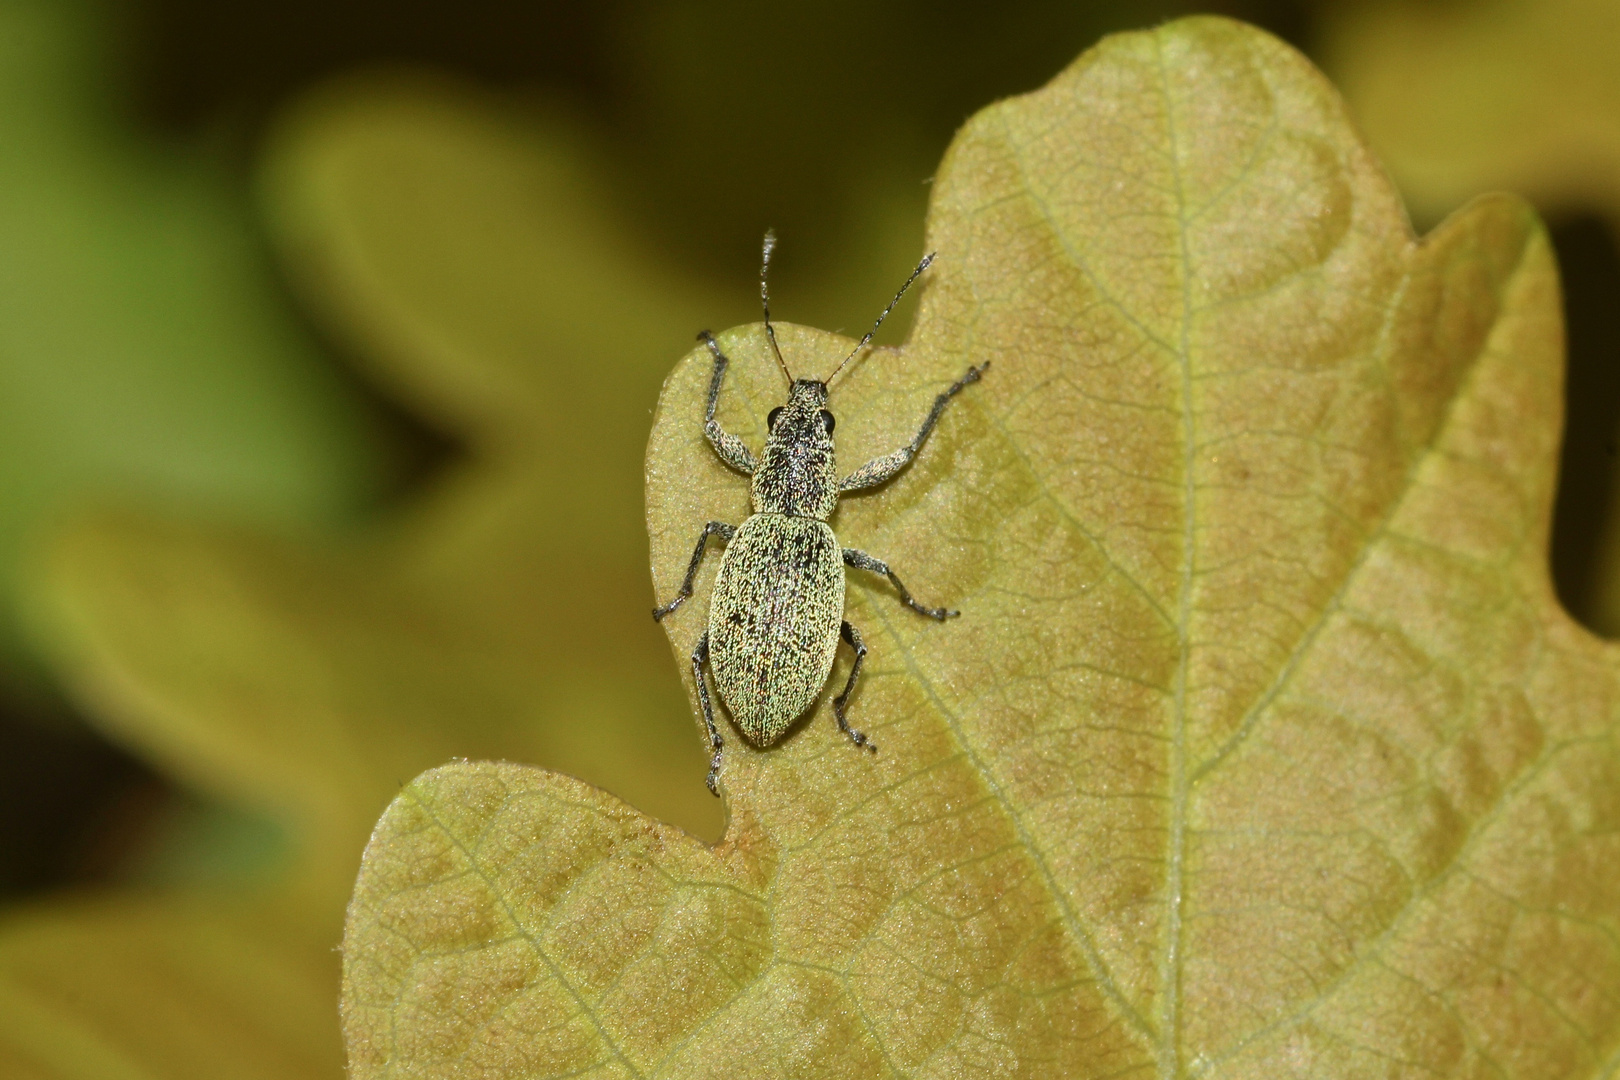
824,250 -> 936,387
760,230 -> 794,387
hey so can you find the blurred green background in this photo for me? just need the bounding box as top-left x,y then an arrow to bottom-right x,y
0,0 -> 1316,905
1,0 -> 1617,1074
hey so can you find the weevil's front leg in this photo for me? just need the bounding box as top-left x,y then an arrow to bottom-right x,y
844,548 -> 959,621
840,361 -> 987,492
832,621 -> 877,753
691,631 -> 724,796
653,521 -> 735,620
697,331 -> 757,475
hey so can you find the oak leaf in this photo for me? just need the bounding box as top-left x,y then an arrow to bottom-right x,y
344,16 -> 1620,1079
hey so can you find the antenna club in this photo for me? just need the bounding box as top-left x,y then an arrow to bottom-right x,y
759,229 -> 794,386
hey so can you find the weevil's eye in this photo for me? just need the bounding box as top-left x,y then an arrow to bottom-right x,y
767,407 -> 783,430
820,410 -> 836,434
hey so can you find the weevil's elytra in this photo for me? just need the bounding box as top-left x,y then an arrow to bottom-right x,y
710,514 -> 843,744
654,231 -> 987,795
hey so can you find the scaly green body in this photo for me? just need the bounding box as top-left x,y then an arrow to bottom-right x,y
709,514 -> 844,745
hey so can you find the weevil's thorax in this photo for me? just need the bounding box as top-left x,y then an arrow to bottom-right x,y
752,379 -> 838,520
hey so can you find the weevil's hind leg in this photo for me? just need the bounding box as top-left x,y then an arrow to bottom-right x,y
691,631 -> 725,796
843,547 -> 959,621
653,521 -> 735,620
832,621 -> 877,754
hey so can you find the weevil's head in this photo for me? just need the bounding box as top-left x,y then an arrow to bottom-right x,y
766,379 -> 835,448
752,378 -> 838,519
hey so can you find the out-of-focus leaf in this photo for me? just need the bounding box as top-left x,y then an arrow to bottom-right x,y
4,71 -> 790,1077
343,17 -> 1620,1079
0,897 -> 340,1080
0,0 -> 388,693
254,74 -> 740,839
1325,0 -> 1620,224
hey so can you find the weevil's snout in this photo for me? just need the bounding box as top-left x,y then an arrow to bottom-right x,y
766,379 -> 835,441
790,378 -> 829,410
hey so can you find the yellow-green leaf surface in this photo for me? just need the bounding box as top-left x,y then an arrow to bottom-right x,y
345,17 -> 1620,1079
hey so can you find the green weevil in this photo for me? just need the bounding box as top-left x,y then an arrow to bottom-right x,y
653,232 -> 986,795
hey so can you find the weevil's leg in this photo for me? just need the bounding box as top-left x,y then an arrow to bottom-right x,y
833,621 -> 877,753
691,631 -> 725,796
697,331 -> 758,475
840,361 -> 989,492
653,521 -> 736,620
844,547 -> 959,621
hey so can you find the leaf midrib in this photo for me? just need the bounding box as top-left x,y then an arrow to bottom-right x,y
1157,29 -> 1197,1080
